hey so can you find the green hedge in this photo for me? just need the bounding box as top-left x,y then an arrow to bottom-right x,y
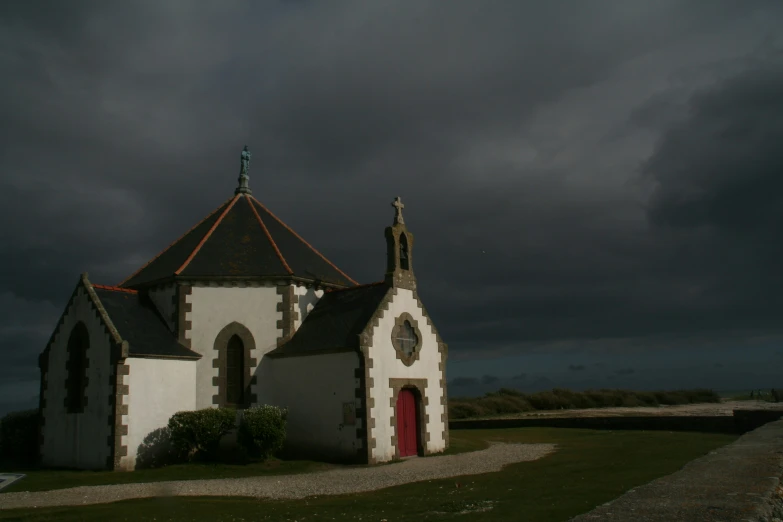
167,407 -> 237,462
449,388 -> 722,420
0,409 -> 39,466
237,405 -> 287,460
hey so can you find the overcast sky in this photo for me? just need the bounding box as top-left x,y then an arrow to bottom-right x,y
2,1 -> 783,415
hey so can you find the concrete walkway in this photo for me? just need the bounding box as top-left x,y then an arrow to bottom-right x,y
570,419 -> 783,522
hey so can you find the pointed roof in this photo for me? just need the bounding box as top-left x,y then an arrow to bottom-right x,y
268,282 -> 391,357
91,284 -> 201,359
120,194 -> 358,288
42,274 -> 200,361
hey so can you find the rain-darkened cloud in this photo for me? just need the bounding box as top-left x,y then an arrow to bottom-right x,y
568,365 -> 586,371
481,375 -> 499,385
449,377 -> 479,387
2,1 -> 782,414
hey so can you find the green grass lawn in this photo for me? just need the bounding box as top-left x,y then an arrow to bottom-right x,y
0,428 -> 737,522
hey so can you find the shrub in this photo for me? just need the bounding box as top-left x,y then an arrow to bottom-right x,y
0,409 -> 39,467
167,407 -> 237,462
449,401 -> 487,420
135,426 -> 186,468
237,405 -> 287,460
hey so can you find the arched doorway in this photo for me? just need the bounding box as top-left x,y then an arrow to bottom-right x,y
395,388 -> 419,457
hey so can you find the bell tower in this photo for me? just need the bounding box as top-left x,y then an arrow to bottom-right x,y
384,197 -> 416,291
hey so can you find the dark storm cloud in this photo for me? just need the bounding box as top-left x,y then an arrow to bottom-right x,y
614,368 -> 636,376
512,373 -> 528,381
480,375 -> 499,385
1,1 -> 783,415
568,365 -> 586,371
449,377 -> 479,387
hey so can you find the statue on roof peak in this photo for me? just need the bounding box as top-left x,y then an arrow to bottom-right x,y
240,145 -> 251,176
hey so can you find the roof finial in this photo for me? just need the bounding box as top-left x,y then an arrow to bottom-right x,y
391,196 -> 405,225
235,145 -> 252,195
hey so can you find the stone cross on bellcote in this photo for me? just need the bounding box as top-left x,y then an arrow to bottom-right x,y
392,196 -> 405,225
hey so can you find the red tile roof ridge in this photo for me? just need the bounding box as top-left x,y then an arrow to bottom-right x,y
174,195 -> 241,275
92,284 -> 139,294
118,195 -> 236,286
249,196 -> 360,286
244,195 -> 294,275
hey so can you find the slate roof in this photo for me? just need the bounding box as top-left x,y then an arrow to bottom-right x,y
269,282 -> 391,357
92,285 -> 201,359
120,194 -> 357,288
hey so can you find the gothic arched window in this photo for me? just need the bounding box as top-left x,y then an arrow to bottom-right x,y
399,233 -> 410,270
226,334 -> 245,407
66,322 -> 89,414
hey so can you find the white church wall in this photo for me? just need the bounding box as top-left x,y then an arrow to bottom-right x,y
186,283 -> 281,409
147,283 -> 177,332
256,351 -> 361,462
121,357 -> 197,470
367,288 -> 446,463
41,286 -> 113,469
293,285 -> 324,331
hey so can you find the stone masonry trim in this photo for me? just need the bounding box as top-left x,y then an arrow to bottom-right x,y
276,285 -> 299,347
357,285 -> 396,464
411,288 -> 449,448
177,284 -> 193,349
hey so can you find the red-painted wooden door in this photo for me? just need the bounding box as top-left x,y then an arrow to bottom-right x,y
396,389 -> 418,457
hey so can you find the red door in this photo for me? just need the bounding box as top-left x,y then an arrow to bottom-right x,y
396,389 -> 418,457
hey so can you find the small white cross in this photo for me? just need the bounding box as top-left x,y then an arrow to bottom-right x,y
392,196 -> 405,225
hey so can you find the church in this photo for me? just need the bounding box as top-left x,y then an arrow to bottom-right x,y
37,147 -> 448,471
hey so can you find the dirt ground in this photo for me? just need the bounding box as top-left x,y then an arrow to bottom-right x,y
483,399 -> 783,420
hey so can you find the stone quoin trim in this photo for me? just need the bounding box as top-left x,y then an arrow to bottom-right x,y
390,312 -> 423,366
177,284 -> 193,349
212,322 -> 257,408
356,285 -> 396,464
388,378 -> 430,458
107,359 -> 130,470
63,321 -> 90,414
276,285 -> 299,347
411,288 -> 449,448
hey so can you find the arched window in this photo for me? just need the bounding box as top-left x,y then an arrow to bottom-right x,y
66,322 -> 89,414
225,334 -> 245,407
399,233 -> 410,270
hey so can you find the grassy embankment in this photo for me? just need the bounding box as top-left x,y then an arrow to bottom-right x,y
0,428 -> 738,522
448,387 -> 724,420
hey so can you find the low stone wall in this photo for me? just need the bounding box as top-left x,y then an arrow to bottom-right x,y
449,408 -> 783,435
568,419 -> 783,521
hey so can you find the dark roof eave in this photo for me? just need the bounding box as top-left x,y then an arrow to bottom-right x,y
266,346 -> 358,359
128,352 -> 202,361
123,274 -> 355,290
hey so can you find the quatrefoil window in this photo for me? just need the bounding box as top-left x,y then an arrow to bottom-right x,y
391,314 -> 422,366
395,320 -> 418,356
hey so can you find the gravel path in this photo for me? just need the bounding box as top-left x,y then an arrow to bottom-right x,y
0,442 -> 556,510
